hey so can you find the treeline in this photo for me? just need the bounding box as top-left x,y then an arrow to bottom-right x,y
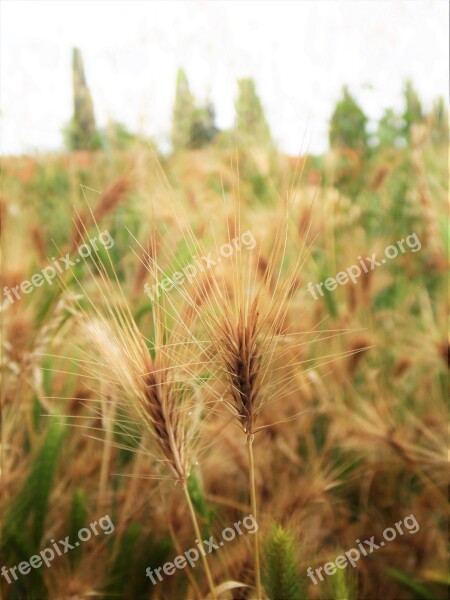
329,82 -> 448,153
64,48 -> 272,152
65,47 -> 448,155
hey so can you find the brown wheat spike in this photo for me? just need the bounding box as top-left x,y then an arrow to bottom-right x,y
197,210 -> 308,438
71,176 -> 130,249
216,306 -> 263,436
48,203 -> 206,486
79,299 -> 202,486
142,358 -> 188,483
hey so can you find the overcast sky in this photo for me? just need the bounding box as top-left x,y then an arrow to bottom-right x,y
1,1 -> 448,155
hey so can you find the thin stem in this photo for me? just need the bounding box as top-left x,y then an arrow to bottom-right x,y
97,398 -> 116,512
183,483 -> 217,600
247,434 -> 262,599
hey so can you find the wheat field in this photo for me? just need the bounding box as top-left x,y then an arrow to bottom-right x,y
1,84 -> 448,600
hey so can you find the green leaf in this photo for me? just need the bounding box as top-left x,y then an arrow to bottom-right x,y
104,523 -> 140,596
187,472 -> 208,520
387,567 -> 438,600
31,420 -> 67,546
69,488 -> 87,565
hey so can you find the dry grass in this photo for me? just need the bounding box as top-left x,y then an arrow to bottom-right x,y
0,129 -> 448,600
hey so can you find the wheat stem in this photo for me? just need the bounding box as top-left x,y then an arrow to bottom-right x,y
247,434 -> 262,599
183,482 -> 217,600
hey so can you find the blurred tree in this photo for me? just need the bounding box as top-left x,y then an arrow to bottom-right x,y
235,78 -> 272,146
172,69 -> 218,150
172,68 -> 196,150
402,80 -> 423,137
190,102 -> 218,148
377,108 -> 404,147
64,48 -> 99,150
329,86 -> 368,154
429,96 -> 449,146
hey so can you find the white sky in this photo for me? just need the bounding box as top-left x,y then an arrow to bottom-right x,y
1,0 -> 448,155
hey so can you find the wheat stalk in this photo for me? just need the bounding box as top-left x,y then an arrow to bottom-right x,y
63,209 -> 218,598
